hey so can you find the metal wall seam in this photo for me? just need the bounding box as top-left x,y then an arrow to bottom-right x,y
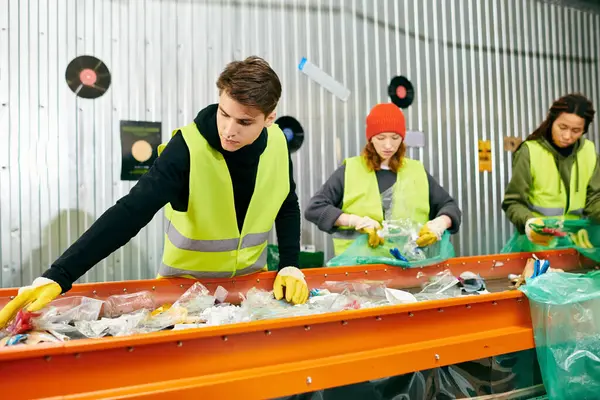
317,0 -> 327,257
432,0 -> 443,187
494,0 -> 507,246
450,0 -> 465,256
341,0 -> 350,163
441,1 -> 453,197
470,0 -> 482,255
484,0 -> 498,255
458,0 -> 473,256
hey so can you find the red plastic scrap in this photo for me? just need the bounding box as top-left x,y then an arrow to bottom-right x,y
7,310 -> 40,335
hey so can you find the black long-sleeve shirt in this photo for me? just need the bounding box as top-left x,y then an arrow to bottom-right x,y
43,104 -> 301,292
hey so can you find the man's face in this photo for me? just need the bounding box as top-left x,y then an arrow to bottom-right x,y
216,91 -> 276,152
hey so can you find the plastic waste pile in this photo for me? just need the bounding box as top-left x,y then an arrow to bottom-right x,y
0,269 -> 488,347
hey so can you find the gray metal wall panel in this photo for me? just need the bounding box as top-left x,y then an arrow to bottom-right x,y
0,0 -> 598,287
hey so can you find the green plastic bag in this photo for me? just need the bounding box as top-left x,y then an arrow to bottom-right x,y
326,230 -> 455,268
500,219 -> 600,262
519,271 -> 600,399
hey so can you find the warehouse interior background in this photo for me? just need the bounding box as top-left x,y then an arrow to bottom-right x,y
0,0 -> 599,287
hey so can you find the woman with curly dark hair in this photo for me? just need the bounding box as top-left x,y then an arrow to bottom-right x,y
305,103 -> 461,256
502,93 -> 598,247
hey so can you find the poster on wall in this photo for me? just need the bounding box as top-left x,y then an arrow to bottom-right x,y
120,120 -> 162,181
478,140 -> 492,172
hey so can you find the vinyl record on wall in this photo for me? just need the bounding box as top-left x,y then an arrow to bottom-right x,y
65,55 -> 111,99
276,116 -> 304,153
388,76 -> 415,109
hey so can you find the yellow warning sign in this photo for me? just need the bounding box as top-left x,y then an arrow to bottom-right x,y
478,140 -> 492,172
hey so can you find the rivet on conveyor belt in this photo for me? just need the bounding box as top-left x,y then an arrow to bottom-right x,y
177,341 -> 183,347
45,356 -> 52,362
74,353 -> 81,359
123,288 -> 127,293
345,272 -> 349,276
438,308 -> 444,313
477,260 -> 481,264
222,336 -> 228,341
92,290 -> 97,295
180,284 -> 184,288
435,354 -> 440,361
462,262 -> 466,265
341,320 -> 348,326
376,316 -> 382,321
265,330 -> 272,336
305,325 -> 311,331
408,312 -> 414,317
127,347 -> 134,352
256,279 -> 260,283
492,301 -> 498,306
61,293 -> 65,296
466,304 -> 471,309
306,377 -> 313,385
152,286 -> 156,291
384,269 -> 388,272
364,270 -> 368,275
9,296 -> 14,300
517,298 -> 523,303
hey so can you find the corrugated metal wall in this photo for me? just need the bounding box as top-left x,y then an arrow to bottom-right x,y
0,0 -> 599,287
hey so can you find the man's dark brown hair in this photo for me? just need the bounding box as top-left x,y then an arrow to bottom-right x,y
216,56 -> 282,116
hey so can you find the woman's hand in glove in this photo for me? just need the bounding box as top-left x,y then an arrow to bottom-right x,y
0,277 -> 62,329
273,267 -> 309,305
347,215 -> 382,231
416,216 -> 452,247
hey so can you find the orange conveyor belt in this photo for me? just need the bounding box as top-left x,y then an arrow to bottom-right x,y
0,249 -> 595,400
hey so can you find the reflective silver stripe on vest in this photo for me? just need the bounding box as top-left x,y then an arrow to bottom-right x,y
568,208 -> 584,217
331,229 -> 362,240
529,204 -> 564,217
165,219 -> 269,252
158,247 -> 268,279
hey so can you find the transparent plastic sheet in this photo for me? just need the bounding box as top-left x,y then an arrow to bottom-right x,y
519,271 -> 600,399
32,296 -> 105,340
274,349 -> 543,400
414,269 -> 463,301
500,219 -> 600,262
326,223 -> 454,268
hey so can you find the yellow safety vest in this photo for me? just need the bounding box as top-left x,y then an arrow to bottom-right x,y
332,156 -> 430,255
527,139 -> 596,219
158,122 -> 290,279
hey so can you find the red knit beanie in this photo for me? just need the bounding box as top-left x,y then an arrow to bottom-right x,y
365,103 -> 406,141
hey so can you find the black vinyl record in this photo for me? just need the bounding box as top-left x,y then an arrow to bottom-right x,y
388,76 -> 415,109
65,55 -> 111,99
276,116 -> 304,153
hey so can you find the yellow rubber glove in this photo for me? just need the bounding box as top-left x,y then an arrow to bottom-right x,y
416,216 -> 451,247
525,218 -> 553,246
362,227 -> 385,248
273,266 -> 309,305
0,277 -> 62,329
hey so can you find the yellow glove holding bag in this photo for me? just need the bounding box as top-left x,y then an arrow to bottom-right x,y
273,266 -> 309,305
416,216 -> 451,247
0,277 -> 62,329
362,227 -> 385,248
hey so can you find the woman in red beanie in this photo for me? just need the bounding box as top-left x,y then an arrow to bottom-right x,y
305,103 -> 462,256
